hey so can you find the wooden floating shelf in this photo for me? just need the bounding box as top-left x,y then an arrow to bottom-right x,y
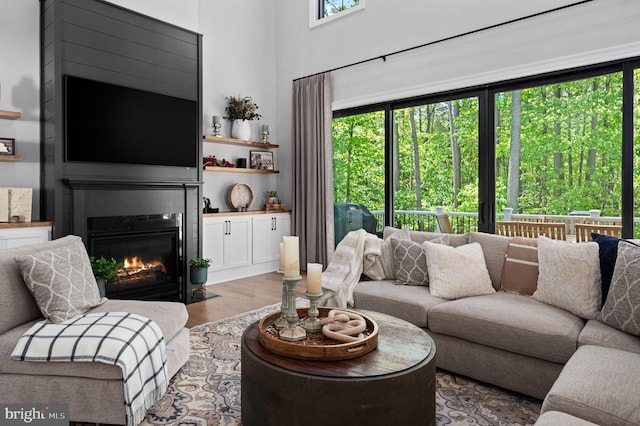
0,110 -> 21,120
0,155 -> 22,162
204,166 -> 279,174
203,135 -> 279,148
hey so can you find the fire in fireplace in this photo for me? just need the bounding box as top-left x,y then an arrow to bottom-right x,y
87,214 -> 183,301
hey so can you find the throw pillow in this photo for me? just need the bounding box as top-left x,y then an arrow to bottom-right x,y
598,241 -> 640,336
422,241 -> 495,299
391,238 -> 429,286
500,237 -> 539,296
590,232 -> 635,304
14,235 -> 106,323
533,236 -> 601,319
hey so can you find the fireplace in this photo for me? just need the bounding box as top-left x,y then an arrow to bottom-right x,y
87,214 -> 183,301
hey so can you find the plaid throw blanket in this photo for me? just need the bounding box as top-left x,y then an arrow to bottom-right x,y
11,312 -> 168,426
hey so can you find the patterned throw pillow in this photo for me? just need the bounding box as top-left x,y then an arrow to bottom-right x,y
599,241 -> 640,336
14,235 -> 106,323
533,236 -> 601,319
423,241 -> 495,300
391,238 -> 429,286
500,237 -> 539,296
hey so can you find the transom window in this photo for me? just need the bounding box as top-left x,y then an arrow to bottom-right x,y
310,0 -> 365,28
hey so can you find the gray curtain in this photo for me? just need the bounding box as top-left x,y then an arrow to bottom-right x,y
292,73 -> 334,268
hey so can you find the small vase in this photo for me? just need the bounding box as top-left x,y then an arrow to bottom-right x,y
232,119 -> 252,141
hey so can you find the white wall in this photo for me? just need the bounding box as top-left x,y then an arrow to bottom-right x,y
0,0 -> 41,219
198,0 -> 279,211
274,0 -> 640,205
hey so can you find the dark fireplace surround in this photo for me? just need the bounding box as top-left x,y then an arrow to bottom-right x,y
61,180 -> 201,303
40,0 -> 203,303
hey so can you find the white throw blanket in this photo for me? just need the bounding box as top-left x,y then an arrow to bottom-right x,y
11,312 -> 168,426
319,229 -> 386,308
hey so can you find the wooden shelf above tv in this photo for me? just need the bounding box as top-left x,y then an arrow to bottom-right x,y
0,110 -> 21,120
0,155 -> 23,162
203,135 -> 279,149
204,166 -> 279,174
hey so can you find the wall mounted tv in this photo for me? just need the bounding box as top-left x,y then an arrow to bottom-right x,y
65,75 -> 198,168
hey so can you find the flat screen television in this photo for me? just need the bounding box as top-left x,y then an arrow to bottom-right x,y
65,75 -> 198,168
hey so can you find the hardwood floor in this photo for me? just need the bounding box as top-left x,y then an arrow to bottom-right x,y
185,271 -> 308,328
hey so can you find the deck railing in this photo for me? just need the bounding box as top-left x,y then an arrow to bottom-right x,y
369,208 -> 634,237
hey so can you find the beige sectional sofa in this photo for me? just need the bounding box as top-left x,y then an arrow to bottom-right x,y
351,227 -> 640,425
0,236 -> 190,424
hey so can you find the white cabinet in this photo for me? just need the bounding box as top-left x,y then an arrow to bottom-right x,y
202,212 -> 291,284
252,213 -> 291,264
202,215 -> 251,272
0,224 -> 52,249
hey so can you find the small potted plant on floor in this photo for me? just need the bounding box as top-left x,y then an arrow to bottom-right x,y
189,257 -> 212,285
224,95 -> 262,140
90,256 -> 123,297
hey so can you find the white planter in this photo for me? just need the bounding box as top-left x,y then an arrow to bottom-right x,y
232,120 -> 252,141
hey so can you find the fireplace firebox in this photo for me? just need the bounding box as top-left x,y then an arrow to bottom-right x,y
87,214 -> 183,301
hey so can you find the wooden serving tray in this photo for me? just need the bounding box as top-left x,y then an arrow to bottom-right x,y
258,307 -> 379,361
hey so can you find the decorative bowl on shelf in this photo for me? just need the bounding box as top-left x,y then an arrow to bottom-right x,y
228,183 -> 253,211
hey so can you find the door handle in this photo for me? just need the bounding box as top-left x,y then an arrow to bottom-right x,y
272,217 -> 276,231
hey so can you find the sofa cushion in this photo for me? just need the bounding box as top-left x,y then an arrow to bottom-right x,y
88,299 -> 188,342
535,411 -> 598,426
578,319 -> 640,355
428,292 -> 584,363
383,226 -> 468,247
352,280 -> 446,328
390,238 -> 429,286
0,299 -> 188,379
423,242 -> 495,300
541,345 -> 640,426
468,232 -> 510,290
14,235 -> 106,323
533,236 -> 601,319
0,237 -> 89,335
500,237 -> 539,296
598,241 -> 640,335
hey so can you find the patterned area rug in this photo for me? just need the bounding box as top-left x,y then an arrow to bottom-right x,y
141,301 -> 541,426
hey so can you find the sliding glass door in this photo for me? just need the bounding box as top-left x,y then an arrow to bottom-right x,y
494,73 -> 623,239
392,96 -> 479,233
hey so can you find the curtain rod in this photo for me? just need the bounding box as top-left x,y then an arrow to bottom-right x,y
293,0 -> 594,82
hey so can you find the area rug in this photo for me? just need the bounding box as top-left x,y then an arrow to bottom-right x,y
141,300 -> 541,425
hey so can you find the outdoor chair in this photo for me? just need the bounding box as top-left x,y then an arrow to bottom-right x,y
575,223 -> 622,242
518,222 -> 566,240
495,221 -> 521,237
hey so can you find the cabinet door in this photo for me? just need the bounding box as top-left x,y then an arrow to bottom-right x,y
252,215 -> 273,264
203,217 -> 226,271
272,213 -> 291,257
226,216 -> 251,268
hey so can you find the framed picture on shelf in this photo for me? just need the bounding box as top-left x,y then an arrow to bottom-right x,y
250,150 -> 274,170
0,138 -> 15,155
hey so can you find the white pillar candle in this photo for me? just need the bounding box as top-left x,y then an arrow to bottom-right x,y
279,242 -> 284,272
306,263 -> 323,294
283,236 -> 300,278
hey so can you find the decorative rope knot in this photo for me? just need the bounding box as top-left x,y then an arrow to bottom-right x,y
320,309 -> 366,342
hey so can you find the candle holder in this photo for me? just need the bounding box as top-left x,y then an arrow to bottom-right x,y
279,275 -> 306,342
302,291 -> 323,332
274,270 -> 288,330
261,129 -> 269,143
210,122 -> 221,137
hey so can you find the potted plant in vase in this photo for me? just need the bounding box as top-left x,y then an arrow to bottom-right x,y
224,96 -> 262,141
190,258 -> 212,302
90,256 -> 123,297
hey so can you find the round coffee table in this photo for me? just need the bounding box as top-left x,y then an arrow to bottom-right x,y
241,310 -> 436,426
